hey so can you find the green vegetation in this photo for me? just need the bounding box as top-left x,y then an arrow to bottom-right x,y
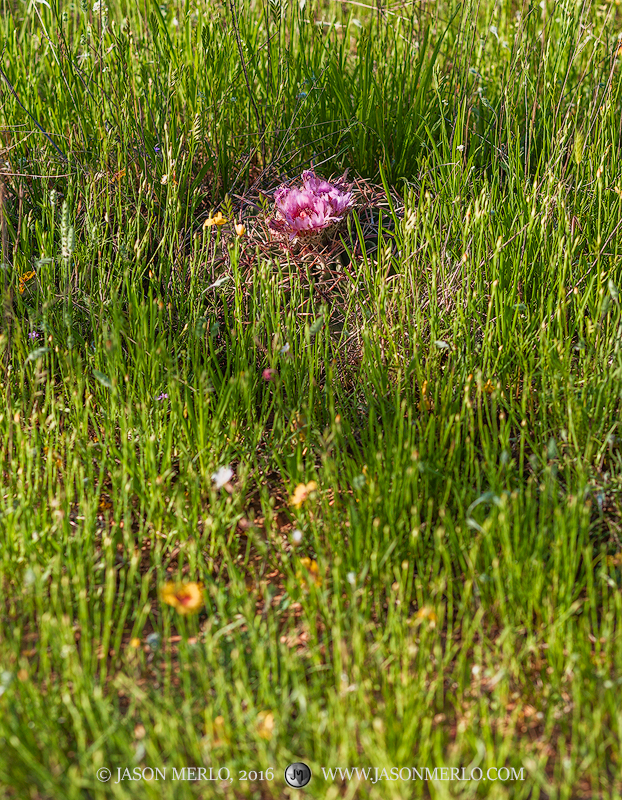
2,0 -> 622,796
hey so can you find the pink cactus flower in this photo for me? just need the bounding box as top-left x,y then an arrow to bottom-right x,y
268,169 -> 354,244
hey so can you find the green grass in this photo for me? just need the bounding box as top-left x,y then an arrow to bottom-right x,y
2,0 -> 622,796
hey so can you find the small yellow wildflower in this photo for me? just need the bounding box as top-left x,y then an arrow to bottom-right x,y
415,606 -> 437,628
289,481 -> 318,508
203,211 -> 228,228
98,496 -> 113,512
160,581 -> 204,615
256,711 -> 275,740
129,637 -> 142,648
419,380 -> 432,411
483,379 -> 495,395
18,271 -> 36,294
235,222 -> 246,237
297,557 -> 322,588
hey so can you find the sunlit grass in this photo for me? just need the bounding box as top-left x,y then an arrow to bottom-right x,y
1,0 -> 622,796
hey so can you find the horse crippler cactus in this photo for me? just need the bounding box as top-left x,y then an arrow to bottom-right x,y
268,169 -> 355,248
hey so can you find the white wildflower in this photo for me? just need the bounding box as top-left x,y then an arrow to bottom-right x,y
211,466 -> 233,489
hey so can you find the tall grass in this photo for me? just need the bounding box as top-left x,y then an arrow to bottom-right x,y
1,0 -> 622,797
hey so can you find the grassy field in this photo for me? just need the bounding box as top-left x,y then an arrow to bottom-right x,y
2,0 -> 622,796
